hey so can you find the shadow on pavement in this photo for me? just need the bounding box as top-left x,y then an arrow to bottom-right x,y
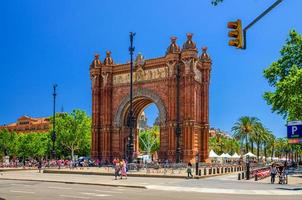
277,187 -> 302,191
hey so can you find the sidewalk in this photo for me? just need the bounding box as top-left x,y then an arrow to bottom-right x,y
43,166 -> 239,179
1,170 -> 302,195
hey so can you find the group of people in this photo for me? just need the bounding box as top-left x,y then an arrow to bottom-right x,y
270,163 -> 288,184
113,158 -> 128,180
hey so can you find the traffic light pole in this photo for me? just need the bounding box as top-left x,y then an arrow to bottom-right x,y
242,0 -> 283,49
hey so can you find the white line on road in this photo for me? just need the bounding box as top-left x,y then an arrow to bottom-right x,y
48,186 -> 72,190
10,190 -> 35,194
95,189 -> 122,194
80,192 -> 111,197
60,195 -> 90,199
10,184 -> 31,187
146,185 -> 302,196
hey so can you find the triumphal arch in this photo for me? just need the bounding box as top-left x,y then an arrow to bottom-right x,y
90,33 -> 211,163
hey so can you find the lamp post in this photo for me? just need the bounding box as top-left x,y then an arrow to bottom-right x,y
195,153 -> 199,176
51,84 -> 57,159
246,155 -> 250,180
175,53 -> 181,163
128,32 -> 135,163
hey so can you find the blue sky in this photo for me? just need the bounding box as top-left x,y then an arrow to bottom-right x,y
0,0 -> 301,138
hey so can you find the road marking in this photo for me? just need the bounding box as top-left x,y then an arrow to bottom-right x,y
10,190 -> 35,194
48,186 -> 72,190
80,192 -> 111,197
60,195 -> 90,199
10,184 -> 31,187
146,185 -> 302,195
95,189 -> 122,194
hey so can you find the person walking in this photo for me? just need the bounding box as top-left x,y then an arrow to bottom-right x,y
38,159 -> 42,173
114,159 -> 120,180
270,164 -> 277,184
187,162 -> 193,179
120,159 -> 127,179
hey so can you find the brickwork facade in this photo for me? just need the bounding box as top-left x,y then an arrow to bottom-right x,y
90,34 -> 211,163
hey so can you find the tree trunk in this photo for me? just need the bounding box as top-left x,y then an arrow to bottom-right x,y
71,148 -> 75,162
251,142 -> 254,154
245,135 -> 249,153
264,143 -> 267,159
271,145 -> 275,158
257,142 -> 260,162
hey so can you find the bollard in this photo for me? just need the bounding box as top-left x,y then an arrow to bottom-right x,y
213,168 -> 216,174
198,169 -> 201,176
209,168 -> 212,175
242,172 -> 245,179
238,173 -> 241,180
255,173 -> 258,181
231,167 -> 233,172
204,168 -> 207,176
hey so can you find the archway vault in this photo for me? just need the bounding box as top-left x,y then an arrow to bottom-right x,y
113,88 -> 167,128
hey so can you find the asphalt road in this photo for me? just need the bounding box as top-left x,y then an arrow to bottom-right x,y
0,180 -> 301,200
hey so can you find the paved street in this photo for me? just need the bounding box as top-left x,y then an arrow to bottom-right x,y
0,179 -> 301,200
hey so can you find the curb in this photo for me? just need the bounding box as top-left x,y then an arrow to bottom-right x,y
0,177 -> 147,189
0,169 -> 34,172
43,169 -> 187,179
43,169 -> 241,179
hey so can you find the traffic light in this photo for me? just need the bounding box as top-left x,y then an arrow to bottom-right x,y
227,19 -> 243,49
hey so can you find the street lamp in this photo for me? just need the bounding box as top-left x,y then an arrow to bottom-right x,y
195,153 -> 199,176
51,84 -> 57,159
246,155 -> 250,180
128,32 -> 135,163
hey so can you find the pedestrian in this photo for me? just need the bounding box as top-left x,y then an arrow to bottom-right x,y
38,159 -> 42,173
270,164 -> 277,184
120,159 -> 127,179
187,162 -> 193,179
114,159 -> 120,180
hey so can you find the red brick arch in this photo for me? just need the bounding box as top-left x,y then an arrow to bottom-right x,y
90,34 -> 211,163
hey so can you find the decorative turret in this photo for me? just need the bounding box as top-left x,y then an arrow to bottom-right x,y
166,36 -> 180,55
182,33 -> 197,51
134,52 -> 145,67
199,47 -> 211,63
103,51 -> 114,65
90,53 -> 102,69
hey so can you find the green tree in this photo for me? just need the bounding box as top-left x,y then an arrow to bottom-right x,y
232,116 -> 259,153
139,126 -> 160,155
0,129 -> 17,158
212,0 -> 223,6
54,109 -> 91,161
253,122 -> 270,161
263,30 -> 302,121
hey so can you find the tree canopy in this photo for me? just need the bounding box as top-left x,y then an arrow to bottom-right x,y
54,109 -> 91,161
263,30 -> 302,121
0,109 -> 91,161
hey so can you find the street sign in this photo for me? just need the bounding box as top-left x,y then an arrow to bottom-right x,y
287,121 -> 302,139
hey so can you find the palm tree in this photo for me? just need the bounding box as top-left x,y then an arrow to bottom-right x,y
253,122 -> 270,161
232,116 -> 259,154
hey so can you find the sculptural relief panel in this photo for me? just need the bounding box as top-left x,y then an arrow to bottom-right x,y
113,67 -> 168,85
